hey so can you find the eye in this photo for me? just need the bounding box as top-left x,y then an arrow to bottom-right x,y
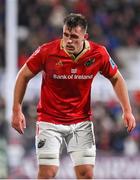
70,34 -> 79,39
63,32 -> 69,37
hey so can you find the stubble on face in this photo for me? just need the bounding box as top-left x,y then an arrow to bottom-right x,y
62,25 -> 86,55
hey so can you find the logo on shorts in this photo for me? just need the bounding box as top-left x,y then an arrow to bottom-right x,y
38,139 -> 46,148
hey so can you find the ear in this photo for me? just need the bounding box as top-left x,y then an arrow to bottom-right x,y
84,33 -> 88,40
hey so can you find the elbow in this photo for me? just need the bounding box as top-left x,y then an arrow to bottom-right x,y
109,76 -> 118,86
109,71 -> 124,87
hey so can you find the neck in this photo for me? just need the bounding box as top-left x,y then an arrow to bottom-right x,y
73,41 -> 85,57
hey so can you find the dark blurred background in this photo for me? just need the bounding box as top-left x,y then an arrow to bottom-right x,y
0,0 -> 140,179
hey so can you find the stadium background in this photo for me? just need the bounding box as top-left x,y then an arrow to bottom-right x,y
0,0 -> 140,178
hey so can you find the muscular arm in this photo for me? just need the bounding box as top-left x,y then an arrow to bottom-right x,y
109,70 -> 136,132
12,64 -> 35,134
13,64 -> 35,111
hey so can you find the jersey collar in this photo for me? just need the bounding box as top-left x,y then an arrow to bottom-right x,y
60,39 -> 90,62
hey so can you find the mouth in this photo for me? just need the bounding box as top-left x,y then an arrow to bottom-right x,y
66,45 -> 75,51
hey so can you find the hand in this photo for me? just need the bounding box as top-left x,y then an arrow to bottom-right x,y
11,111 -> 26,134
122,112 -> 136,133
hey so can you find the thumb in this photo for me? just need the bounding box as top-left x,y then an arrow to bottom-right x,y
122,114 -> 128,127
23,116 -> 26,128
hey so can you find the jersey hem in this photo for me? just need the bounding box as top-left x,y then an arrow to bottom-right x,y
37,115 -> 91,125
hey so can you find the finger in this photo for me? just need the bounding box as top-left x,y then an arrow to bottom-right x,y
19,120 -> 24,134
127,127 -> 132,133
128,121 -> 136,132
127,120 -> 136,132
127,121 -> 133,132
12,122 -> 24,134
14,126 -> 23,134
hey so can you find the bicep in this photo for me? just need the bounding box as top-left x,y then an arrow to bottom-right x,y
17,64 -> 35,81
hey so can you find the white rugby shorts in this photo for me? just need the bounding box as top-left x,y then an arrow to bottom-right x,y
35,120 -> 96,166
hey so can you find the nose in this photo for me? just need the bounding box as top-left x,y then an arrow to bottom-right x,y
67,38 -> 73,44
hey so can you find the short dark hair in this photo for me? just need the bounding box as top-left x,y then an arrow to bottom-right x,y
64,13 -> 88,32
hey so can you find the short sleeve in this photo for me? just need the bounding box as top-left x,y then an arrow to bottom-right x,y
99,47 -> 118,78
26,46 -> 44,74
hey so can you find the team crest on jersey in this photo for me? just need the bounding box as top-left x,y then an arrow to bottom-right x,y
85,58 -> 95,67
109,57 -> 116,69
56,60 -> 63,66
71,68 -> 77,74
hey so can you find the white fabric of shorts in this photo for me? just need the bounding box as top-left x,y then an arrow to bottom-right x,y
36,121 -> 96,166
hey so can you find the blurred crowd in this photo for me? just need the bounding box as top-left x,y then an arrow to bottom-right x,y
0,0 -> 5,68
17,0 -> 140,68
0,0 -> 140,178
1,0 -> 140,68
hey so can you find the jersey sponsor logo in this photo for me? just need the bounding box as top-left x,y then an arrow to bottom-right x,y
85,58 -> 95,67
38,139 -> 46,148
53,74 -> 93,80
109,57 -> 116,69
71,68 -> 77,74
56,60 -> 63,66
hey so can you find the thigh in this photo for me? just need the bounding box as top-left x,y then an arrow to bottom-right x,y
36,122 -> 63,166
66,121 -> 96,166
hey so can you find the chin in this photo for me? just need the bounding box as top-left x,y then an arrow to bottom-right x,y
67,49 -> 74,54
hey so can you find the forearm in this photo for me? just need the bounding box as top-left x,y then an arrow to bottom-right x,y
12,64 -> 35,134
110,71 -> 132,113
12,65 -> 34,112
12,74 -> 29,112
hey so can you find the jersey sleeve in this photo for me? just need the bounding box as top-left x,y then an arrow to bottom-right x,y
99,47 -> 118,78
26,46 -> 44,74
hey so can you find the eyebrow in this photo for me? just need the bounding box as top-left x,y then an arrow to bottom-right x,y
63,32 -> 79,38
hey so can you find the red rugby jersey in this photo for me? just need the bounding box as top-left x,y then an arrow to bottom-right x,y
26,39 -> 118,124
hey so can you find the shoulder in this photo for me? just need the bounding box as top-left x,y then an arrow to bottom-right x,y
89,40 -> 109,56
39,39 -> 61,54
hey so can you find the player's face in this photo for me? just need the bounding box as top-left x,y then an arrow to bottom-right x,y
62,25 -> 87,55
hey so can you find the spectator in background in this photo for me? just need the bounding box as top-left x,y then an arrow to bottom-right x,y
0,0 -> 5,68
